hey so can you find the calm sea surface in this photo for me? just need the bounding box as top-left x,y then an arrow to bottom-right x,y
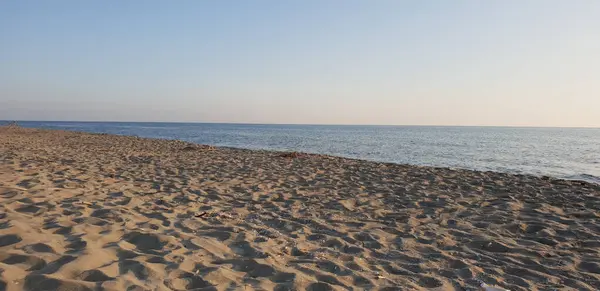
11,121 -> 600,184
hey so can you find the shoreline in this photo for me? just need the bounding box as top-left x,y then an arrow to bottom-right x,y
8,125 -> 600,187
1,126 -> 599,290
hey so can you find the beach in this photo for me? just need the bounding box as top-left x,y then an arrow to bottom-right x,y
1,126 -> 599,291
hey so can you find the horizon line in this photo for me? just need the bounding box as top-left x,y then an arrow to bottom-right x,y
4,119 -> 600,129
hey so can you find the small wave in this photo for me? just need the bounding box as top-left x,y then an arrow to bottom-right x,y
564,174 -> 600,185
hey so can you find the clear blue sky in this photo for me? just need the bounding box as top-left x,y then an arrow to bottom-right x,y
1,1 -> 599,127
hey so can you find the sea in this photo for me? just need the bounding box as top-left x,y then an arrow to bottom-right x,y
8,121 -> 600,184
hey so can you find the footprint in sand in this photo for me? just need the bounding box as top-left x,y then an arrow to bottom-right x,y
76,269 -> 115,282
164,270 -> 212,290
0,253 -> 47,271
23,243 -> 55,254
0,234 -> 22,247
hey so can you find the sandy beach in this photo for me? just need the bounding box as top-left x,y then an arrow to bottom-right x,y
0,126 -> 599,291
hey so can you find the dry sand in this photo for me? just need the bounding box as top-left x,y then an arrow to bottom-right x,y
0,126 -> 599,291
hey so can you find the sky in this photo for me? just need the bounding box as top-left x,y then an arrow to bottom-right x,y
1,1 -> 599,127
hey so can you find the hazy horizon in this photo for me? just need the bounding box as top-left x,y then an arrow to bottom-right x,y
2,1 -> 599,127
7,120 -> 600,129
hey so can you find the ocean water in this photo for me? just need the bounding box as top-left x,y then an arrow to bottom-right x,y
9,121 -> 600,184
